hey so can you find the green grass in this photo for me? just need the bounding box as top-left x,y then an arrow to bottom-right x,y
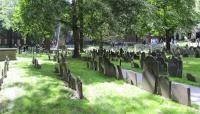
1,54 -> 199,114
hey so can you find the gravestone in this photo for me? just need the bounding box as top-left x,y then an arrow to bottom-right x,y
140,52 -> 145,68
104,58 -> 117,77
171,83 -> 191,106
159,77 -> 171,99
156,56 -> 167,75
186,73 -> 196,82
168,56 -> 182,78
142,56 -> 159,94
195,48 -> 200,58
127,71 -> 137,86
93,61 -> 98,71
76,76 -> 83,99
116,65 -> 123,80
70,77 -> 76,90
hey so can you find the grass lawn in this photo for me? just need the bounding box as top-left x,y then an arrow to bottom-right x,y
0,54 -> 199,114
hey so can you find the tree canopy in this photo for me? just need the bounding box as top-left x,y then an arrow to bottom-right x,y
0,0 -> 200,55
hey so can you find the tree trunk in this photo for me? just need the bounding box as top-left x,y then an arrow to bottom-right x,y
7,29 -> 13,48
72,0 -> 80,58
79,0 -> 84,52
73,28 -> 80,58
166,29 -> 171,51
44,38 -> 51,51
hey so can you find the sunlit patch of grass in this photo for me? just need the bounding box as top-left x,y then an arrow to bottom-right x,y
1,54 -> 198,114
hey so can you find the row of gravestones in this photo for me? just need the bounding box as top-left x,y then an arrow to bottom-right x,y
171,46 -> 200,58
0,56 -> 10,90
87,56 -> 123,80
87,55 -> 191,106
54,52 -> 83,99
89,49 -> 140,63
91,49 -> 194,83
140,51 -> 183,78
142,56 -> 191,106
148,51 -> 196,82
87,56 -> 141,86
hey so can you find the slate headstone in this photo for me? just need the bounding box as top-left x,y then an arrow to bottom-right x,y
171,83 -> 191,106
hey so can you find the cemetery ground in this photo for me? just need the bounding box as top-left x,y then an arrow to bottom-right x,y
0,54 -> 199,114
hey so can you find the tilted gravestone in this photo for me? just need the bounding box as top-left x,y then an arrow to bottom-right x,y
159,77 -> 172,99
171,83 -> 191,106
116,65 -> 123,80
75,76 -> 83,99
126,71 -> 137,86
168,56 -> 182,78
142,56 -> 159,94
103,58 -> 117,77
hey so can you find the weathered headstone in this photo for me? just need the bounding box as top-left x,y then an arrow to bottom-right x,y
127,71 -> 137,86
156,56 -> 167,75
171,83 -> 191,106
186,73 -> 196,82
159,77 -> 171,99
142,56 -> 159,94
75,76 -> 83,99
168,56 -> 182,78
116,65 -> 123,80
104,58 -> 117,77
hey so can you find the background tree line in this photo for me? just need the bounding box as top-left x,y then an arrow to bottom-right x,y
0,0 -> 199,57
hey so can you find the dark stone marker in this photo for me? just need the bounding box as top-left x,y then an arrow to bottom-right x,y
76,76 -> 83,99
156,56 -> 167,75
159,77 -> 171,99
140,52 -> 145,68
0,78 -> 3,85
186,73 -> 196,82
195,48 -> 200,58
168,56 -> 182,78
0,78 -> 2,90
171,83 -> 191,106
104,58 -> 117,77
94,61 -> 98,71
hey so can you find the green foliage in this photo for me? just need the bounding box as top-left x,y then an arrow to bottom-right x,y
0,0 -> 200,40
11,0 -> 70,39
